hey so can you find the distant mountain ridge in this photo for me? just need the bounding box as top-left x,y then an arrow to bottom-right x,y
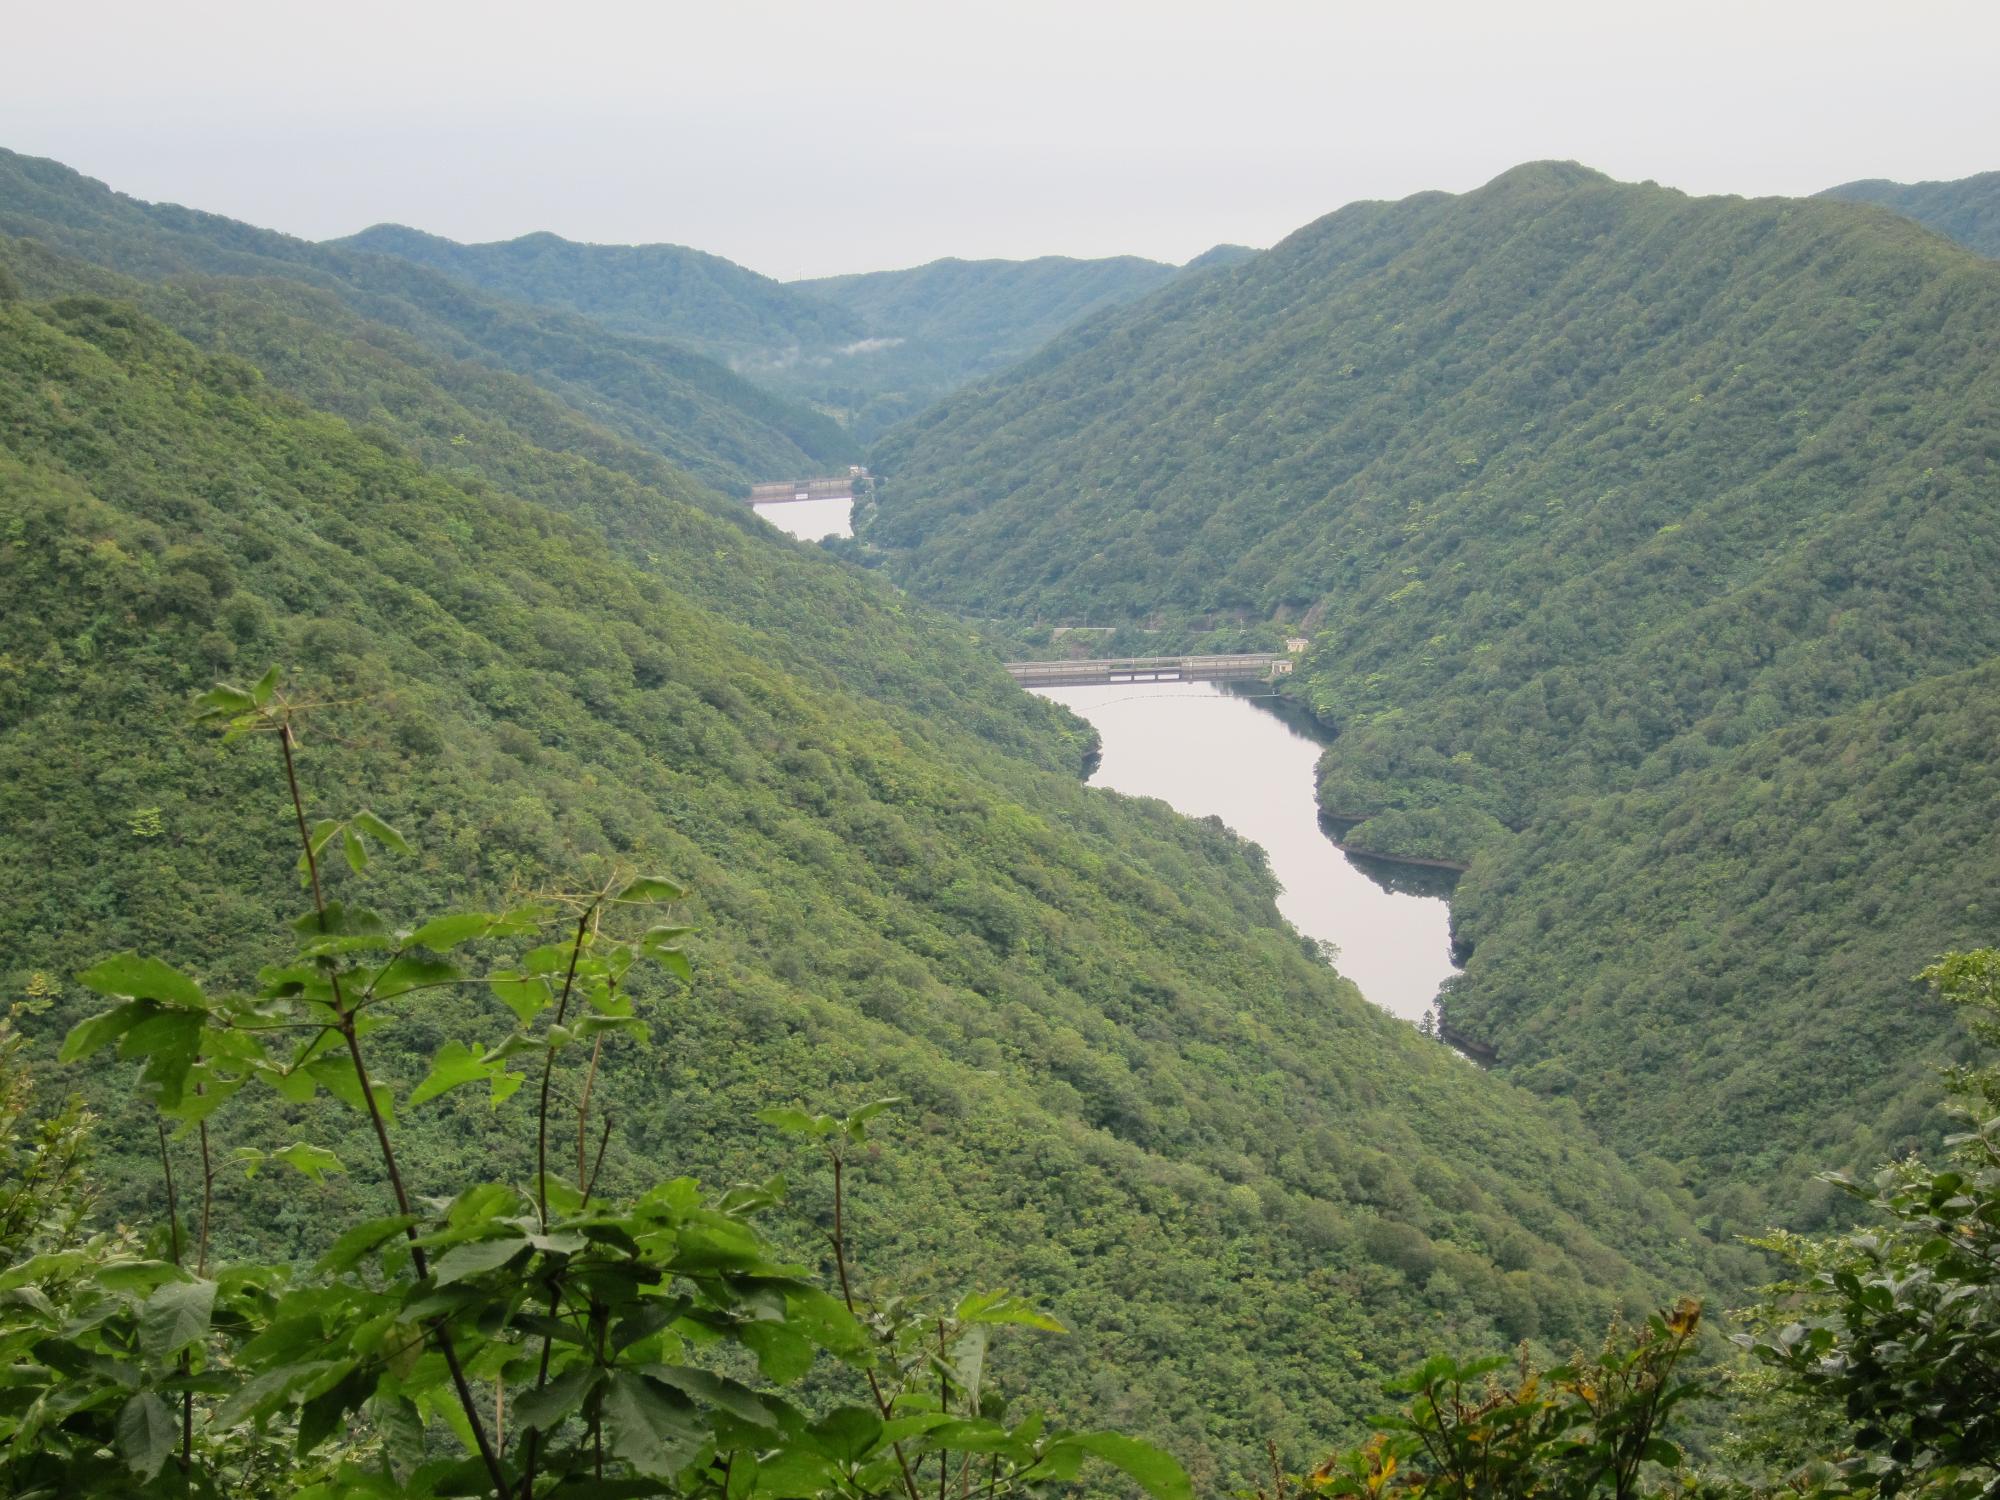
333,222 -> 868,358
328,220 -> 1226,443
800,253 -> 1180,354
0,148 -> 856,487
1818,170 -> 2000,256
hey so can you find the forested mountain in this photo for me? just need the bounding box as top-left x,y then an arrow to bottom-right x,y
868,164 -> 2000,850
0,220 -> 1720,1485
332,223 -> 868,359
801,254 -> 1180,362
1182,243 -> 1261,271
1439,659 -> 2000,1223
0,148 -> 855,488
861,162 -> 2000,1228
330,222 -> 1198,445
793,255 -> 1183,437
1819,169 -> 2000,256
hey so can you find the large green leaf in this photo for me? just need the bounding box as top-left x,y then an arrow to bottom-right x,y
140,1277 -> 217,1362
274,1141 -> 346,1182
1051,1432 -> 1194,1500
602,1370 -> 705,1478
116,1391 -> 178,1477
490,972 -> 553,1023
755,1107 -> 835,1138
59,1004 -> 143,1062
643,1364 -> 788,1430
120,1008 -> 205,1108
432,1235 -> 527,1286
78,953 -> 208,1009
406,912 -> 498,951
955,1289 -> 1065,1332
305,1053 -> 396,1123
512,1363 -> 601,1432
370,954 -> 464,1000
408,1040 -> 516,1108
739,1321 -> 815,1383
617,875 -> 686,903
316,1214 -> 420,1273
351,810 -> 411,855
807,1405 -> 883,1464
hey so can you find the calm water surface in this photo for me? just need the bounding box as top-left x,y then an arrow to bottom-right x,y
1036,680 -> 1457,1023
753,497 -> 852,541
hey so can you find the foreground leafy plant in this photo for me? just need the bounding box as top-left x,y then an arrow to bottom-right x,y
1264,1301 -> 1704,1500
1745,952 -> 2000,1500
26,671 -> 1191,1499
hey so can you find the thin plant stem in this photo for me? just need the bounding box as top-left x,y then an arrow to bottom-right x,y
830,1154 -> 922,1500
583,1114 -> 613,1205
576,1032 -> 605,1190
156,1119 -> 182,1268
521,1112 -> 615,1493
196,1116 -> 213,1278
278,722 -> 511,1499
157,1119 -> 193,1473
536,911 -> 592,1226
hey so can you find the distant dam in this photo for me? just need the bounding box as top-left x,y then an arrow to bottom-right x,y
1004,653 -> 1292,688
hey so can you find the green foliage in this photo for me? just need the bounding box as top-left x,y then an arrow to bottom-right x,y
1818,173 -> 2000,258
0,252 -> 1714,1484
1744,952 -> 2000,1500
333,225 -> 870,359
336,228 -> 1198,447
1278,1301 -> 1705,1500
1440,664 -> 2000,1229
867,164 -> 2000,863
857,159 -> 2000,1251
18,676 -> 1189,1498
794,256 -> 1183,440
0,147 -> 854,487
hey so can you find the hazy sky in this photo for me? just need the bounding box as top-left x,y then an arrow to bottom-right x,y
7,0 -> 1997,280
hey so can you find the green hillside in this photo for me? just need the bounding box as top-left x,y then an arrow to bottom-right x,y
794,255 -> 1181,437
333,223 -> 867,359
1182,243 -> 1261,272
867,164 -> 2000,855
802,254 -> 1179,361
1819,170 -> 2000,256
0,148 -> 855,488
0,244 -> 1719,1486
1439,659 -> 2000,1222
856,162 -> 2000,1224
331,224 -> 1194,446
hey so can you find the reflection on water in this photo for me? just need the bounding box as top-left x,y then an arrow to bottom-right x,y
753,497 -> 853,541
1035,680 -> 1457,1023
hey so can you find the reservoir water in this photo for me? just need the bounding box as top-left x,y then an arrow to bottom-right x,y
753,496 -> 853,541
1035,680 -> 1457,1023
753,495 -> 1452,1019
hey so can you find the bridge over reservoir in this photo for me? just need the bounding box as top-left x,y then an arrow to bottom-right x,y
1004,653 -> 1292,688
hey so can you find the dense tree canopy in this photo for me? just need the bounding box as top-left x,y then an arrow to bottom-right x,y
856,160 -> 2000,1241
1439,660 -> 2000,1224
1819,171 -> 2000,258
0,241 -> 1720,1486
333,224 -> 870,360
0,148 -> 856,488
866,163 -> 2000,858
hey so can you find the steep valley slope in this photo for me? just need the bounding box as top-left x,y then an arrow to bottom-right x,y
860,161 -> 2000,1234
0,148 -> 856,490
0,226 -> 1721,1487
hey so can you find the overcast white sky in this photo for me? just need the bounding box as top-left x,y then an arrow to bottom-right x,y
6,0 -> 1997,280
